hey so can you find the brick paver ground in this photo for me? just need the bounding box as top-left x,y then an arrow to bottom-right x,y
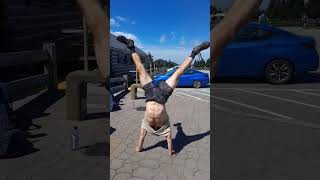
110,88 -> 210,180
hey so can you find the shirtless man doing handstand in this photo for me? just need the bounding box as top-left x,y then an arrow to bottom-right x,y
117,35 -> 209,156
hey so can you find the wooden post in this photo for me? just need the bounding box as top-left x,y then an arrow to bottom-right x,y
135,68 -> 138,84
83,17 -> 89,71
131,85 -> 137,100
43,43 -> 58,92
123,75 -> 128,92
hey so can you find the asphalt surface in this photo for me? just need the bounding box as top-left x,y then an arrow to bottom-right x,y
213,74 -> 320,179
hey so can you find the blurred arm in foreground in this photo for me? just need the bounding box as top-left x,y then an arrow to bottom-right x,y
211,0 -> 262,78
76,0 -> 110,80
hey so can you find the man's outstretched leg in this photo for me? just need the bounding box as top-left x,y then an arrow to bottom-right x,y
166,42 -> 210,89
117,35 -> 152,86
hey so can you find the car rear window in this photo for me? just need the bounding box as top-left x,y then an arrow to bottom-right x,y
184,69 -> 194,75
234,27 -> 273,42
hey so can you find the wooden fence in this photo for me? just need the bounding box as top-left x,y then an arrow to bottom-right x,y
110,76 -> 128,96
0,43 -> 58,101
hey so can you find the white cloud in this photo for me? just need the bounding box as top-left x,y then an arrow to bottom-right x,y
170,32 -> 176,40
110,18 -> 120,27
111,31 -> 143,48
112,16 -> 136,26
191,40 -> 201,46
116,16 -> 128,22
179,36 -> 186,46
160,35 -> 166,43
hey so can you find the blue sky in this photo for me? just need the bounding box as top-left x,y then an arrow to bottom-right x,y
110,0 -> 210,63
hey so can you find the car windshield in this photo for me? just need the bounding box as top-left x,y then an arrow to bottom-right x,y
166,69 -> 176,76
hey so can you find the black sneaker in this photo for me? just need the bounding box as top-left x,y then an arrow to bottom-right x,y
116,35 -> 135,50
192,42 -> 210,55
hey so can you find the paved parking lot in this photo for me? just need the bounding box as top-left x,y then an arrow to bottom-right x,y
213,75 -> 320,179
213,79 -> 320,128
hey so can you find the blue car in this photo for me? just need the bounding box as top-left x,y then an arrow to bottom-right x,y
153,69 -> 209,88
216,22 -> 319,84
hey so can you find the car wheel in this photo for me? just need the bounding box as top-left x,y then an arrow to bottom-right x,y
265,59 -> 294,84
193,80 -> 202,88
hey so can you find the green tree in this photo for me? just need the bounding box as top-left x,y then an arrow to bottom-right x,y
193,58 -> 206,69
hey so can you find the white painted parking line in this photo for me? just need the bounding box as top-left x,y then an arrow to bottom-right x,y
292,90 -> 320,97
238,89 -> 320,109
212,96 -> 293,120
199,89 -> 210,93
174,92 -> 202,101
179,89 -> 293,120
173,91 -> 209,103
211,103 -> 320,129
212,87 -> 320,92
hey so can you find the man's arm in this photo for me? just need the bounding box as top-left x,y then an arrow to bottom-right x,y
211,0 -> 262,77
76,0 -> 109,80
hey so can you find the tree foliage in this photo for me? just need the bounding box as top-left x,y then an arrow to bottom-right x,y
266,0 -> 320,18
154,59 -> 178,68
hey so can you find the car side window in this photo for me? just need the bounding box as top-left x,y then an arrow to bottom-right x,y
184,69 -> 194,75
234,27 -> 272,42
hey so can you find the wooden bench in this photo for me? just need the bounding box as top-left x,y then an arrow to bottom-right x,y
65,71 -> 129,121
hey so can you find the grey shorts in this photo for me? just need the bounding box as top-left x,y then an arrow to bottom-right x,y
142,81 -> 173,105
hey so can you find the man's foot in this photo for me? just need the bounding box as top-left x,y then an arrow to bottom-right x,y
117,35 -> 135,50
190,41 -> 210,58
135,145 -> 143,152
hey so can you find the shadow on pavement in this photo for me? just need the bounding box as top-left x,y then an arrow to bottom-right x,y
0,131 -> 40,159
6,90 -> 65,158
86,112 -> 109,120
143,123 -> 210,154
83,142 -> 108,157
135,106 -> 146,111
14,90 -> 65,131
110,127 -> 116,135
